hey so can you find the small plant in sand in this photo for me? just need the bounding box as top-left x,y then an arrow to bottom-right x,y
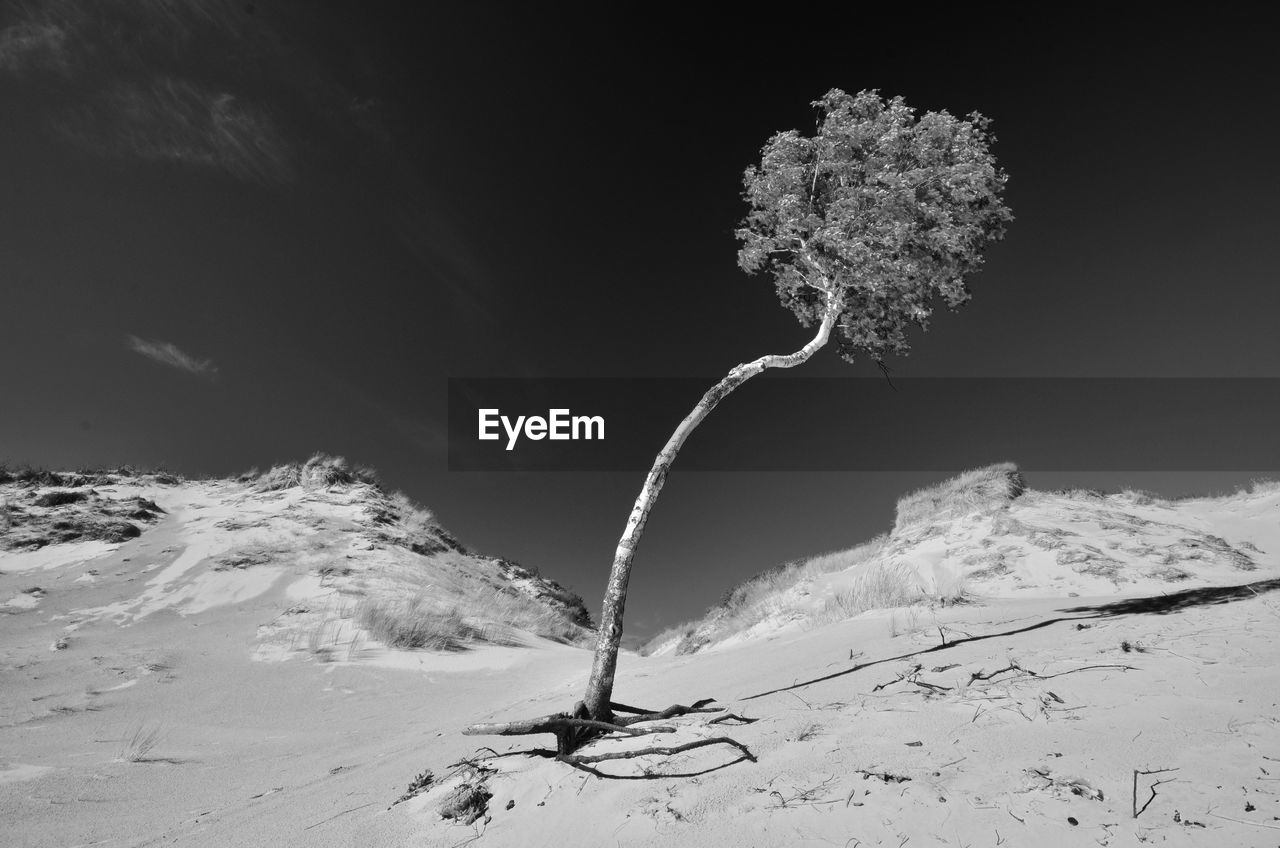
356,595 -> 487,652
823,562 -> 923,624
118,720 -> 164,762
389,769 -> 436,808
791,721 -> 824,742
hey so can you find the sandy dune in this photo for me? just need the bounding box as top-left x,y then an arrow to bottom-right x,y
3,470 -> 1279,846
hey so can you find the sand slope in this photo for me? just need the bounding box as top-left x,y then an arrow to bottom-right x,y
3,471 -> 1279,847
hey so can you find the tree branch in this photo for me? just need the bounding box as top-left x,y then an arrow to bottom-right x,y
1132,768 -> 1178,818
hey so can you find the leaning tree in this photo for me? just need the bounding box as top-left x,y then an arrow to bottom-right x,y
465,89 -> 1012,763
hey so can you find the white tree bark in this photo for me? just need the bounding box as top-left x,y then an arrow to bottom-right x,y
583,298 -> 840,720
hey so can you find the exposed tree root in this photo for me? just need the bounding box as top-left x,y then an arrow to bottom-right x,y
708,712 -> 758,725
462,697 -> 757,777
556,736 -> 757,780
610,698 -> 722,725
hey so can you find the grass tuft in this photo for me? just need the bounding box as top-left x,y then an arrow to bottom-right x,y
252,453 -> 380,492
354,580 -> 591,653
893,462 -> 1025,532
356,595 -> 492,651
118,720 -> 164,762
640,535 -> 893,656
818,562 -> 924,623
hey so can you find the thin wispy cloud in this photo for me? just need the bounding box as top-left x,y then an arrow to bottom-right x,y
127,335 -> 217,377
56,78 -> 294,184
0,0 -> 374,185
0,20 -> 70,76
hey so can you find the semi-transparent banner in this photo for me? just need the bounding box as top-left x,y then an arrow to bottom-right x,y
447,378 -> 1280,472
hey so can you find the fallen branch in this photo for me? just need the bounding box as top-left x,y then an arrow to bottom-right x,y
968,663 -> 1030,685
1208,811 -> 1280,830
567,736 -> 755,765
873,664 -> 923,692
304,802 -> 375,830
556,736 -> 756,780
1132,768 -> 1178,818
611,699 -> 722,726
1039,664 -> 1137,681
912,680 -> 953,693
708,712 -> 758,725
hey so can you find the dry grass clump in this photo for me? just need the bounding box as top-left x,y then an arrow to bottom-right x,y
254,463 -> 302,491
300,453 -> 379,488
639,535 -> 892,656
802,534 -> 891,575
48,515 -> 142,544
716,535 -> 889,616
1,484 -> 165,550
1248,478 -> 1280,495
0,463 -> 72,487
893,462 -> 1025,533
118,721 -> 165,762
819,562 -> 923,623
356,595 -> 491,651
355,579 -> 592,653
253,453 -> 380,492
639,621 -> 701,657
33,489 -> 90,507
381,491 -> 466,555
0,464 -> 179,488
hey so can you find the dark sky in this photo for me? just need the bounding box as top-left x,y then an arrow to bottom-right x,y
3,3 -> 1278,637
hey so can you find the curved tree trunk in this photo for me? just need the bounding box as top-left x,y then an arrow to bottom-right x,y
582,301 -> 840,721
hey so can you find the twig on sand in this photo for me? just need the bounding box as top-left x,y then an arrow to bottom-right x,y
1208,811 -> 1280,830
448,820 -> 488,848
1132,768 -> 1178,818
968,663 -> 1028,685
1038,664 -> 1137,680
870,660 -> 951,694
1245,584 -> 1280,618
873,664 -> 923,691
708,712 -> 757,725
304,802 -> 375,830
913,680 -> 952,693
768,774 -> 838,808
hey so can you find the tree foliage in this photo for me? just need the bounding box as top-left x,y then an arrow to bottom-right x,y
736,88 -> 1013,364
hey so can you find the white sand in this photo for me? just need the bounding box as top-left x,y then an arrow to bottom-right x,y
0,540 -> 117,573
2,478 -> 1278,847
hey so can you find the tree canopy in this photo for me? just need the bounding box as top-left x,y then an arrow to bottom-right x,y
736,88 -> 1013,364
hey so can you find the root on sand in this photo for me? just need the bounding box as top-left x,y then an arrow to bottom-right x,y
462,698 -> 758,779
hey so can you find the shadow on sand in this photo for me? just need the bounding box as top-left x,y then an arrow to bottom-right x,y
741,577 -> 1280,702
1060,577 -> 1280,618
